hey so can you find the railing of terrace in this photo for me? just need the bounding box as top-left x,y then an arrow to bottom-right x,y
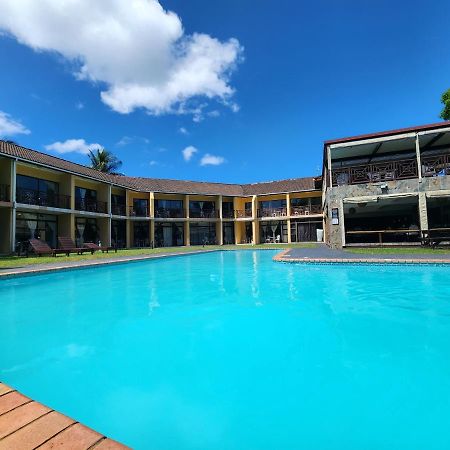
111,204 -> 127,216
290,205 -> 322,216
257,207 -> 288,218
75,198 -> 108,213
0,184 -> 9,202
155,208 -> 185,218
189,210 -> 219,218
332,158 -> 418,186
235,209 -> 253,218
421,153 -> 450,177
16,187 -> 71,209
128,205 -> 150,217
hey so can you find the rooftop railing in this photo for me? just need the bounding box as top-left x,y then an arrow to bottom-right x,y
0,184 -> 9,202
332,158 -> 418,186
17,187 -> 71,209
75,198 -> 107,214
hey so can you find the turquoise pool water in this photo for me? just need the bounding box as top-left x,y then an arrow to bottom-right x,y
1,251 -> 450,449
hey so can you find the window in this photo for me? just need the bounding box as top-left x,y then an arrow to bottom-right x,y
132,198 -> 149,216
155,199 -> 183,218
190,222 -> 216,245
16,212 -> 58,248
155,222 -> 184,247
223,222 -> 235,244
222,201 -> 234,218
75,218 -> 99,246
111,194 -> 126,216
75,187 -> 97,211
260,221 -> 288,243
189,201 -> 216,218
133,222 -> 150,247
16,175 -> 61,207
112,220 -> 126,248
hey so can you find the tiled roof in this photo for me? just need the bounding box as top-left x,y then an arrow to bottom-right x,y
0,141 -> 318,196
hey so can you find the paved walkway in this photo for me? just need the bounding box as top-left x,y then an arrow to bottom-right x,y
274,245 -> 450,264
0,249 -> 216,278
0,383 -> 129,449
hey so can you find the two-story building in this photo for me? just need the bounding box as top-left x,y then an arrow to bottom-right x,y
0,141 -> 323,254
323,121 -> 450,247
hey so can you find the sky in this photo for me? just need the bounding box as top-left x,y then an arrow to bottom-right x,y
0,0 -> 449,183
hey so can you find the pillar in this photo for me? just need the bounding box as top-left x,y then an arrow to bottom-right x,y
217,195 -> 223,245
415,134 -> 422,181
185,194 -> 190,246
286,193 -> 291,243
418,192 -> 428,231
10,159 -> 16,252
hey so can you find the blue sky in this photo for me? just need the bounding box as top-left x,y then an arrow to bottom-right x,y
0,0 -> 449,183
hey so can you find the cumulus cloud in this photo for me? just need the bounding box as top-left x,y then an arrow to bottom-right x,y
0,0 -> 243,117
45,139 -> 101,155
182,145 -> 198,162
178,127 -> 188,135
200,153 -> 225,166
0,111 -> 30,138
75,101 -> 84,110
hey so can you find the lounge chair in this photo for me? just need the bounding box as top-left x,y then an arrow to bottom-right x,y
83,242 -> 116,253
58,237 -> 94,255
29,238 -> 70,257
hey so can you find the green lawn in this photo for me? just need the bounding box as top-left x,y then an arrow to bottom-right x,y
0,243 -> 316,270
345,247 -> 450,255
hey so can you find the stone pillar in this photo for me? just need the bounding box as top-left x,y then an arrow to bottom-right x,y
418,192 -> 428,231
415,134 -> 422,181
10,159 -> 16,253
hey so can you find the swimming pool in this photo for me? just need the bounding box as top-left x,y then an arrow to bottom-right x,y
1,250 -> 450,449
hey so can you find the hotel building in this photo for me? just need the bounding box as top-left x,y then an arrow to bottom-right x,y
0,141 -> 323,254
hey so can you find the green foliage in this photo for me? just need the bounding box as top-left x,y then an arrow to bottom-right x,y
88,147 -> 123,174
440,88 -> 450,120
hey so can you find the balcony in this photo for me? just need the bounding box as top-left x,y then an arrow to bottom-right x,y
111,204 -> 126,216
258,207 -> 287,218
75,198 -> 107,213
235,209 -> 253,219
129,205 -> 150,217
189,209 -> 219,219
17,187 -> 71,209
155,207 -> 185,218
332,158 -> 418,186
0,184 -> 9,202
291,205 -> 322,216
422,154 -> 450,177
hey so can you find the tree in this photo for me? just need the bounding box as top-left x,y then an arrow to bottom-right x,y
440,88 -> 450,120
88,147 -> 123,175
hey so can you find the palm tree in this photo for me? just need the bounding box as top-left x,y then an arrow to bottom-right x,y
88,147 -> 123,175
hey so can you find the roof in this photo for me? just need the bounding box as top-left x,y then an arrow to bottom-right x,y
324,120 -> 450,147
0,140 -> 318,196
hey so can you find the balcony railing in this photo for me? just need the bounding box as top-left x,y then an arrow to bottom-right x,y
17,187 -> 71,209
155,207 -> 185,218
222,209 -> 235,219
0,184 -> 9,202
189,210 -> 219,218
111,204 -> 126,216
258,207 -> 288,218
235,209 -> 253,219
291,205 -> 322,216
75,198 -> 107,213
332,158 -> 418,186
129,205 -> 150,217
422,154 -> 450,177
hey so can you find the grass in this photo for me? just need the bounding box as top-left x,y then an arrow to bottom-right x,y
345,247 -> 450,255
0,243 -> 316,270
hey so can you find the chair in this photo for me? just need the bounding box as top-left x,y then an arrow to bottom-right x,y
58,237 -> 94,255
275,235 -> 281,243
83,242 -> 117,253
29,238 -> 70,257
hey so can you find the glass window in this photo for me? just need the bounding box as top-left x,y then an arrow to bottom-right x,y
111,219 -> 126,248
189,200 -> 216,218
133,198 -> 149,216
155,222 -> 184,247
75,218 -> 99,246
223,222 -> 235,245
15,212 -> 58,248
259,220 -> 288,243
133,222 -> 150,247
155,199 -> 183,210
190,222 -> 216,245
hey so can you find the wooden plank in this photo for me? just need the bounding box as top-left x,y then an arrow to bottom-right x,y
0,392 -> 30,416
37,423 -> 102,450
0,402 -> 50,439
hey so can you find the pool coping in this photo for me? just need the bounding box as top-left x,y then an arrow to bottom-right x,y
0,382 -> 129,448
273,248 -> 450,265
0,249 -> 220,279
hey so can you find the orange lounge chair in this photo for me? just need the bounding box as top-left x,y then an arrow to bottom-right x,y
58,237 -> 94,255
29,238 -> 70,257
83,242 -> 116,253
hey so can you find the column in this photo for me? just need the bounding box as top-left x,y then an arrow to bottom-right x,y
217,195 -> 223,245
149,192 -> 155,247
286,193 -> 291,243
418,192 -> 428,232
251,195 -> 258,244
10,159 -> 16,253
185,194 -> 190,246
415,134 -> 422,181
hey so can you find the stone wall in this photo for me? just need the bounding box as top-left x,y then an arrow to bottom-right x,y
324,175 -> 450,248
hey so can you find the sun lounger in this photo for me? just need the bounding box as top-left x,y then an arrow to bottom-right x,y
58,237 -> 94,255
83,242 -> 116,253
29,238 -> 70,257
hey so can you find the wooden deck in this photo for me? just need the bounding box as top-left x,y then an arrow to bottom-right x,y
0,383 -> 129,450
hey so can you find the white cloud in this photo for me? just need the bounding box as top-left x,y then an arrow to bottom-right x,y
207,110 -> 220,118
200,153 -> 225,166
0,111 -> 30,138
182,145 -> 198,162
45,138 -> 101,155
149,160 -> 158,166
178,127 -> 188,135
116,135 -> 150,146
0,1 -> 243,117
75,101 -> 84,110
